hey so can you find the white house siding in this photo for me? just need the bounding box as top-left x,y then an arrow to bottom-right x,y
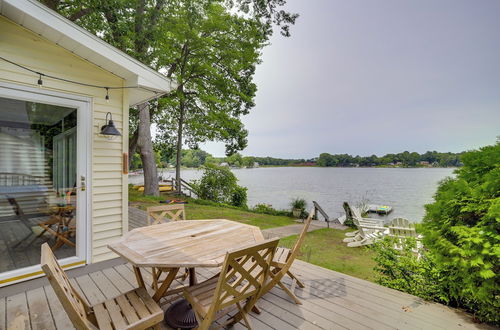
0,16 -> 129,263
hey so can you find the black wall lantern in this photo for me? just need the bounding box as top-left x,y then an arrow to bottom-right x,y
100,112 -> 121,137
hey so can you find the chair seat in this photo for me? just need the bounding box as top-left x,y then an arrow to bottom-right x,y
184,275 -> 224,315
93,287 -> 163,330
272,247 -> 290,267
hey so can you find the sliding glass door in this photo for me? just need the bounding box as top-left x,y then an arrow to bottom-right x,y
0,84 -> 89,285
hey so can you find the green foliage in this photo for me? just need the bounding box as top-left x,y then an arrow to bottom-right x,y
290,197 -> 307,210
154,1 -> 268,157
230,185 -> 248,208
421,142 -> 500,323
317,151 -> 462,167
371,237 -> 448,302
191,164 -> 247,207
251,203 -> 291,217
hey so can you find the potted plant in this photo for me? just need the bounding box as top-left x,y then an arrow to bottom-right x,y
290,198 -> 307,218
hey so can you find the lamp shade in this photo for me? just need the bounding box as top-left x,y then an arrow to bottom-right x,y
100,112 -> 121,136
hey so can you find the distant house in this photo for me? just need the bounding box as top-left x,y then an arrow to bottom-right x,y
253,162 -> 260,168
419,161 -> 430,166
0,0 -> 174,286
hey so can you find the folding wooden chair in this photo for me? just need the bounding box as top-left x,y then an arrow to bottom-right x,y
41,243 -> 163,330
264,207 -> 315,305
147,204 -> 188,290
183,238 -> 279,330
146,204 -> 185,225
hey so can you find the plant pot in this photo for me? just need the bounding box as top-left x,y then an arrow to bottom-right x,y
292,208 -> 302,218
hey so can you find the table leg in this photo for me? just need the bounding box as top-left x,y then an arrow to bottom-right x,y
153,267 -> 180,302
133,266 -> 145,288
188,268 -> 197,286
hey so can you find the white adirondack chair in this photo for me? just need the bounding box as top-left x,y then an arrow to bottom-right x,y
343,202 -> 385,238
342,209 -> 389,247
388,217 -> 423,252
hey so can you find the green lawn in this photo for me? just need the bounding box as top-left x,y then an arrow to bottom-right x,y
129,186 -> 295,229
130,187 -> 377,281
280,228 -> 377,282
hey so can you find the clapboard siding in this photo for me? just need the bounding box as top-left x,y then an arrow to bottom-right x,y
0,17 -> 128,264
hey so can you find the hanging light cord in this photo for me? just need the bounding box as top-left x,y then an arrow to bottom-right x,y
0,55 -> 162,98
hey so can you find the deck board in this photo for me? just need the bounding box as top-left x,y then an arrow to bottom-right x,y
26,287 -> 55,330
6,292 -> 29,330
43,285 -> 74,330
0,297 -> 5,330
1,255 -> 494,329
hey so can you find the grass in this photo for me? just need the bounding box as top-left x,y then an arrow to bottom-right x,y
280,228 -> 378,282
128,186 -> 295,230
130,186 -> 378,281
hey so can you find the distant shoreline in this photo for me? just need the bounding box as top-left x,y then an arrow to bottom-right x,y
129,166 -> 458,175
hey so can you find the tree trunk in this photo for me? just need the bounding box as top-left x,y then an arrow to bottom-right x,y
128,128 -> 139,169
175,98 -> 185,194
137,103 -> 159,196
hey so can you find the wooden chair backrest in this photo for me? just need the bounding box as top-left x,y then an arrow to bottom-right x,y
389,218 -> 417,237
289,207 -> 314,262
147,204 -> 186,225
342,202 -> 354,223
40,243 -> 96,330
209,238 -> 279,316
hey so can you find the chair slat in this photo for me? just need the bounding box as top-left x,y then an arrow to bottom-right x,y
103,299 -> 128,329
115,295 -> 140,325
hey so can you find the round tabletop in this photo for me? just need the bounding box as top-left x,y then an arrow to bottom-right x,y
108,219 -> 265,268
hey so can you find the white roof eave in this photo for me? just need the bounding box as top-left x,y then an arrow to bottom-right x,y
0,0 -> 176,106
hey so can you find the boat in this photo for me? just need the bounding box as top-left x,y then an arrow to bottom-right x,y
367,204 -> 393,215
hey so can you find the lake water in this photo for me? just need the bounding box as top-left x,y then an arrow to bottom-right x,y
130,167 -> 455,223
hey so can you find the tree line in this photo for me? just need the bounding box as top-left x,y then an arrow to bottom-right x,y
130,148 -> 463,169
317,151 -> 463,167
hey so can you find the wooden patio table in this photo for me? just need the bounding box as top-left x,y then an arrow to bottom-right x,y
108,219 -> 265,302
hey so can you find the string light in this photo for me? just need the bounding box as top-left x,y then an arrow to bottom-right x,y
37,74 -> 43,88
0,56 -> 162,102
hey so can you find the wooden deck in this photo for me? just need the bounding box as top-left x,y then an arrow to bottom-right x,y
0,208 -> 493,329
0,258 -> 493,330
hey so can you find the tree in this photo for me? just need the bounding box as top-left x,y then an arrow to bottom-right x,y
44,0 -> 297,196
155,0 -> 297,192
191,164 -> 247,207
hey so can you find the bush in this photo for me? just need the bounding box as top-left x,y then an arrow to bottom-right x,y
421,142 -> 500,324
373,142 -> 499,324
290,197 -> 307,210
231,185 -> 248,208
191,164 -> 248,208
251,203 -> 291,217
371,237 -> 448,302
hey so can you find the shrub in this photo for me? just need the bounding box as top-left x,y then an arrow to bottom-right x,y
231,185 -> 248,208
191,164 -> 248,208
290,197 -> 307,210
371,237 -> 448,302
421,142 -> 500,323
252,203 -> 291,217
372,142 -> 500,324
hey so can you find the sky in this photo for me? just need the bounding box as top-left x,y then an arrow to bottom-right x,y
202,0 -> 500,158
